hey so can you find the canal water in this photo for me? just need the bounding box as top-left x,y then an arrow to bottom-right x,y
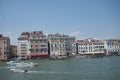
0,56 -> 120,80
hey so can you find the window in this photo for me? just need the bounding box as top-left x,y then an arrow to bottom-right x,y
31,45 -> 33,48
4,41 -> 6,44
36,49 -> 39,53
43,41 -> 46,43
21,44 -> 26,46
40,45 -> 46,47
35,45 -> 38,48
30,49 -> 34,53
35,41 -> 38,43
40,40 -> 42,43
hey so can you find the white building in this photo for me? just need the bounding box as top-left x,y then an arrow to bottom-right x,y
77,38 -> 105,55
104,39 -> 120,55
48,33 -> 76,57
17,32 -> 30,56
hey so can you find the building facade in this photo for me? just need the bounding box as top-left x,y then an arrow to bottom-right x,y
77,38 -> 105,55
29,31 -> 48,56
10,45 -> 17,58
104,39 -> 120,55
48,33 -> 76,57
0,34 -> 10,60
17,32 -> 30,56
17,31 -> 48,58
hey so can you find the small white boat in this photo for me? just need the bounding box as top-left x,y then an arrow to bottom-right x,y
15,62 -> 38,68
6,61 -> 14,64
10,68 -> 28,73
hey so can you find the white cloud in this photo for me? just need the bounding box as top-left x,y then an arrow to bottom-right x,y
69,31 -> 81,37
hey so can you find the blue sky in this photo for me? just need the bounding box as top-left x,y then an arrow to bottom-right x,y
0,0 -> 120,45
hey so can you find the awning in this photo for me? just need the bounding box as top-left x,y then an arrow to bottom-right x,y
20,53 -> 48,57
30,53 -> 48,57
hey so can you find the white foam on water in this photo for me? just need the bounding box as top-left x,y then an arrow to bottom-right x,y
26,70 -> 71,74
27,71 -> 47,73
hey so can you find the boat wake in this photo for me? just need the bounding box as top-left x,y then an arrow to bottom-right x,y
9,69 -> 71,74
10,68 -> 26,73
26,70 -> 71,74
5,61 -> 38,73
6,61 -> 38,68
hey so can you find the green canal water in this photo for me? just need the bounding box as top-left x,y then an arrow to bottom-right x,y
0,56 -> 120,80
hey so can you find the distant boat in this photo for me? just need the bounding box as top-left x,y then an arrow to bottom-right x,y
6,61 -> 14,64
58,55 -> 66,60
10,68 -> 28,73
15,62 -> 38,68
75,55 -> 87,58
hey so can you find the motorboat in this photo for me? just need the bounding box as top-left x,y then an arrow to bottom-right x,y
6,61 -> 14,64
10,68 -> 28,73
15,62 -> 38,68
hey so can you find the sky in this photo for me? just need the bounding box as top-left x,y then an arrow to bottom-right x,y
0,0 -> 120,45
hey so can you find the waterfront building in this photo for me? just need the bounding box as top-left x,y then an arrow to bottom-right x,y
29,31 -> 48,58
77,38 -> 105,55
48,33 -> 76,57
10,45 -> 17,58
17,32 -> 30,56
104,39 -> 120,55
0,34 -> 10,60
17,31 -> 48,58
